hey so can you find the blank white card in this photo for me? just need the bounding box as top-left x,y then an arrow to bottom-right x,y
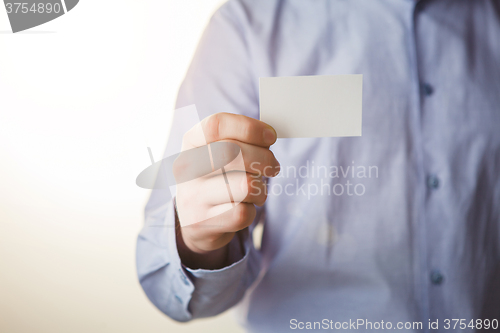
259,75 -> 362,138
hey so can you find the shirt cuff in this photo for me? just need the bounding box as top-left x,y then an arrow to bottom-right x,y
179,227 -> 258,318
182,229 -> 249,280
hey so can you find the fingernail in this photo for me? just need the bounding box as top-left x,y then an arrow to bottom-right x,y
263,128 -> 277,144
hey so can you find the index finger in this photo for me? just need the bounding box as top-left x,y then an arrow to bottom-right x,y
183,113 -> 277,149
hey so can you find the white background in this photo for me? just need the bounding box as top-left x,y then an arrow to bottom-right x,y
0,1 -> 244,332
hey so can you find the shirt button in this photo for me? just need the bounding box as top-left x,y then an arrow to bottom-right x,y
421,82 -> 434,96
427,174 -> 440,189
430,270 -> 444,285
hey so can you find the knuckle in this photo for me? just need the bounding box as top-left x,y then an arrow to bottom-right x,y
234,204 -> 247,223
233,203 -> 254,228
240,118 -> 253,142
205,113 -> 222,141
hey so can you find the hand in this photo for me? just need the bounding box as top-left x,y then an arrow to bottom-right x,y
174,113 -> 280,269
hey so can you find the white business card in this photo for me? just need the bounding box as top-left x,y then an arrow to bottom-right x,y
259,75 -> 362,138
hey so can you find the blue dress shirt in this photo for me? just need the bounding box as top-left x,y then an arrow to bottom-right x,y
136,0 -> 500,332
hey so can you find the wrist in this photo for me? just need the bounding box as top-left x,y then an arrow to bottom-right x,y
174,204 -> 229,270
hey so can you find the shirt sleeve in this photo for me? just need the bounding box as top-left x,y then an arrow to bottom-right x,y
136,1 -> 263,322
136,198 -> 262,322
